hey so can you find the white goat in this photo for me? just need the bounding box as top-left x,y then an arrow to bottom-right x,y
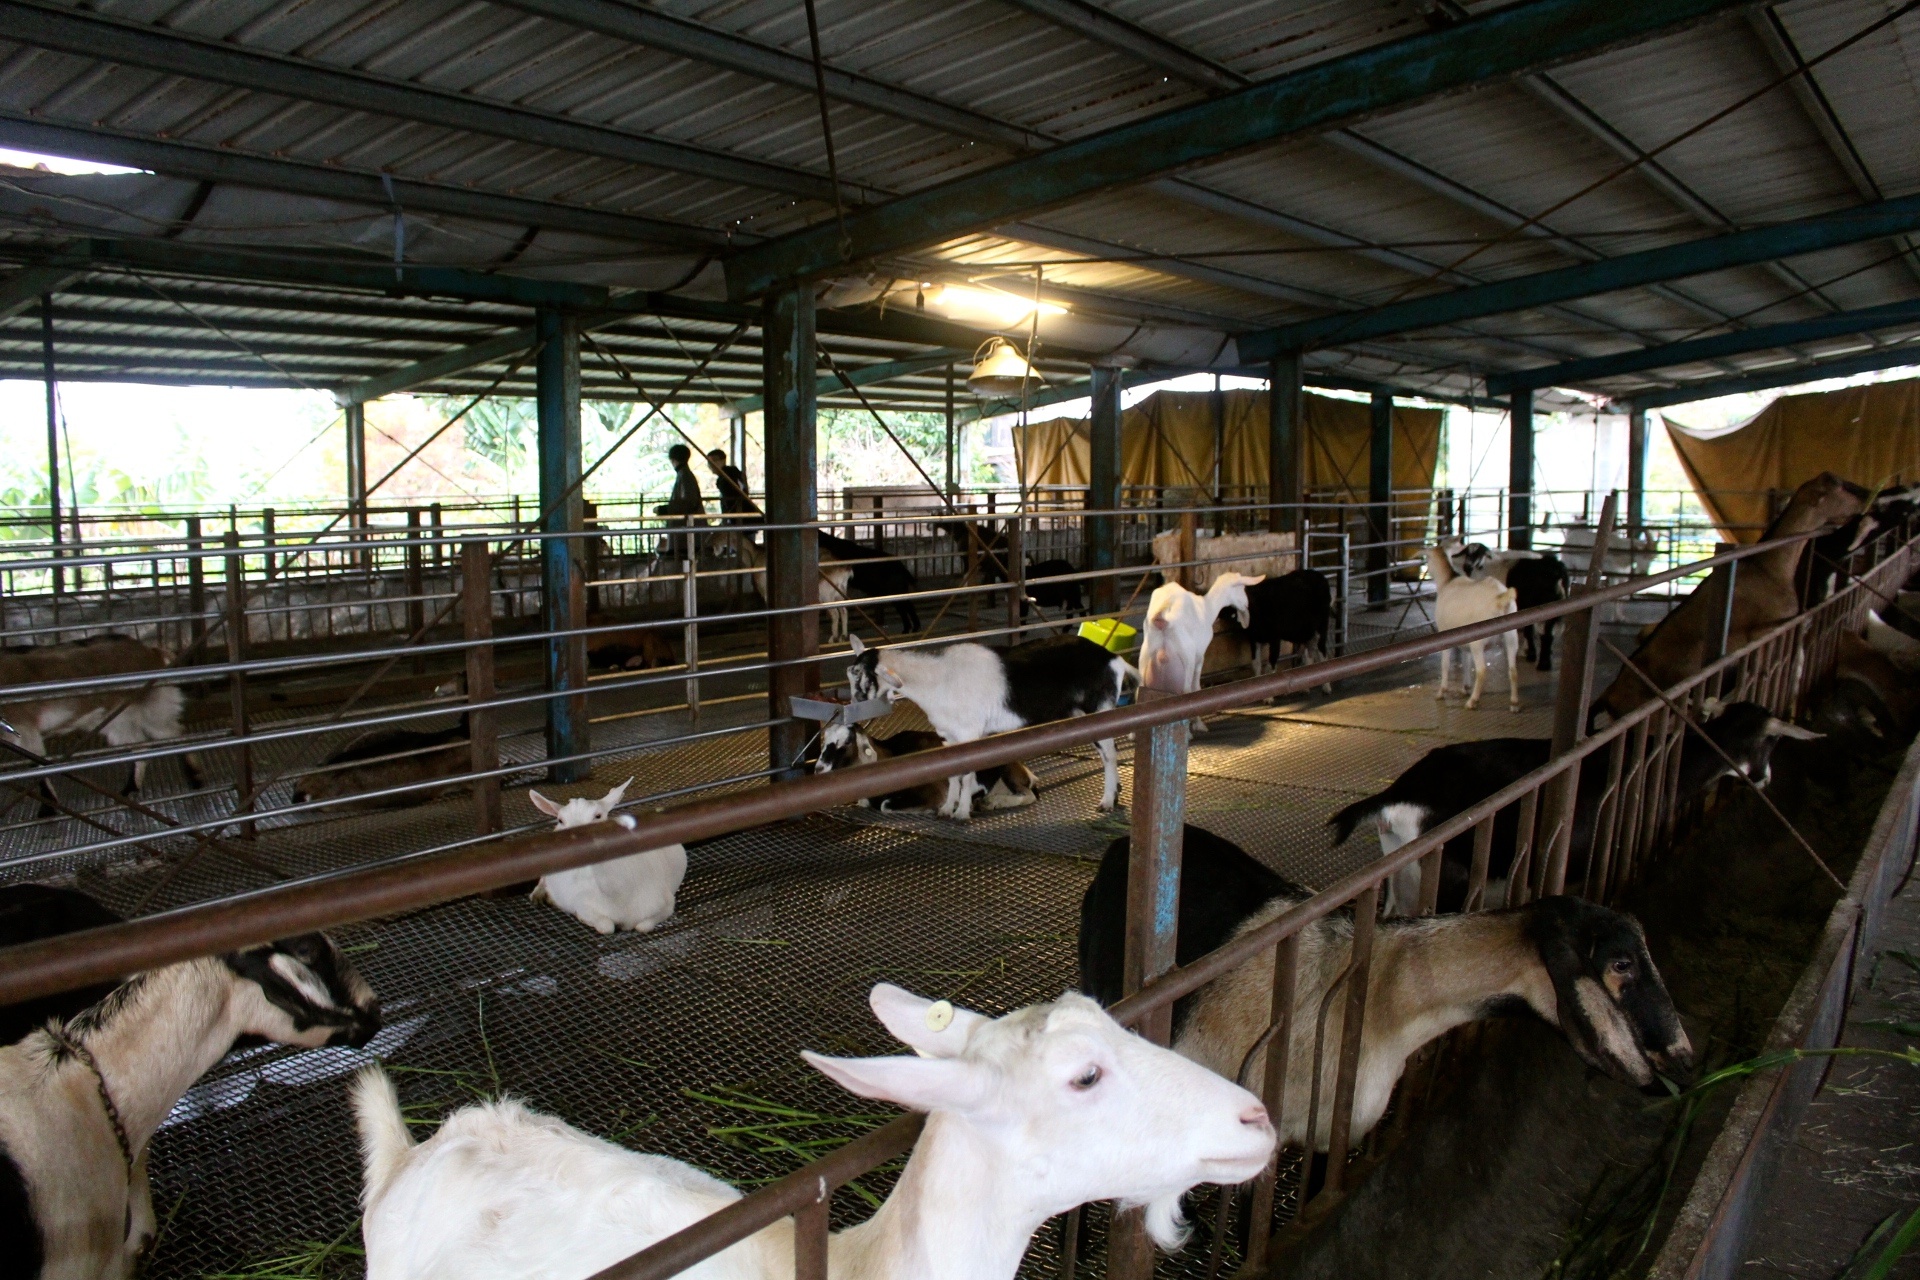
1151,529 -> 1295,591
0,935 -> 380,1279
354,982 -> 1275,1280
847,634 -> 1136,820
529,778 -> 687,935
0,636 -> 203,807
733,540 -> 857,643
1141,574 -> 1262,732
1426,547 -> 1520,711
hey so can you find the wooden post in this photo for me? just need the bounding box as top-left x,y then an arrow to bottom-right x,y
1177,510 -> 1197,591
1109,688 -> 1188,1277
186,515 -> 206,656
965,507 -> 981,635
1006,516 -> 1023,640
463,539 -> 500,835
429,501 -> 444,568
223,531 -> 255,839
583,499 -> 602,615
406,508 -> 426,674
1543,491 -> 1617,894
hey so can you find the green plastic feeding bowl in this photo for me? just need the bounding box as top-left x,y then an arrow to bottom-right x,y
1078,618 -> 1138,653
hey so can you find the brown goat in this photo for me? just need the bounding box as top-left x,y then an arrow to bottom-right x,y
1592,472 -> 1865,724
0,635 -> 203,808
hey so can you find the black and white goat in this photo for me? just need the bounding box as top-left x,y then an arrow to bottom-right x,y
1447,542 -> 1571,671
812,724 -> 1038,812
354,983 -> 1273,1280
846,634 -> 1136,820
1,935 -> 380,1279
1328,700 -> 1821,915
0,884 -> 124,1046
818,531 -> 922,634
1238,570 -> 1334,694
291,714 -> 472,811
1079,826 -> 1692,1151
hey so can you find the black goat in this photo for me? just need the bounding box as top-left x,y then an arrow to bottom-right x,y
818,531 -> 922,633
1239,570 -> 1333,691
1327,700 -> 1821,914
934,521 -> 1012,584
0,884 -> 124,1044
291,714 -> 472,811
1022,558 -> 1086,618
1506,556 -> 1571,671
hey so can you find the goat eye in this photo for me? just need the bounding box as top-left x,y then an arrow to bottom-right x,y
1608,957 -> 1635,977
1070,1066 -> 1102,1091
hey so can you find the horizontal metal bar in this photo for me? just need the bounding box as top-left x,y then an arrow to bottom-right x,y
1488,297 -> 1920,394
0,529 -> 1823,1006
334,330 -> 538,405
727,350 -> 967,415
1241,194 -> 1920,358
1628,342 -> 1920,409
722,0 -> 1744,297
0,0 -> 844,202
0,113 -> 730,249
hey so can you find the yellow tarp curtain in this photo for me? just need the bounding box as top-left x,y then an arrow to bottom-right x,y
1015,388 -> 1444,501
1664,377 -> 1920,543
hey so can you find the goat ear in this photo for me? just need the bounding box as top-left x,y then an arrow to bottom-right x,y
849,634 -> 866,655
602,776 -> 634,808
868,982 -> 989,1057
1763,717 -> 1824,741
801,1050 -> 989,1115
528,790 -> 563,817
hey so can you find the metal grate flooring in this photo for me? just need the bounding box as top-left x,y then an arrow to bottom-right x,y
23,623 -> 1611,1279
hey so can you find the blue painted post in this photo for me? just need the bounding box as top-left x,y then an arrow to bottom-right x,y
1269,351 -> 1302,535
1088,365 -> 1122,615
536,306 -> 590,783
1510,389 -> 1534,551
764,285 -> 819,780
1369,390 -> 1393,606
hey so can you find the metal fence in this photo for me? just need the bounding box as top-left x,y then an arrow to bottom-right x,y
0,503 -> 1905,1280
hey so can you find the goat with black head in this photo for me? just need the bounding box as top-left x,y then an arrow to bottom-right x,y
1,933 -> 380,1279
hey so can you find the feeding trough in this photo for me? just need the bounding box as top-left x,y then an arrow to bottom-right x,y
789,694 -> 892,728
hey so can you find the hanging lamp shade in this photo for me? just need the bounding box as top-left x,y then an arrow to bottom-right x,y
967,336 -> 1041,398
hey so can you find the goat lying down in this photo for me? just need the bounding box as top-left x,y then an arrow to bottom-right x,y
292,714 -> 471,811
1329,700 -> 1820,915
846,633 -> 1136,820
0,636 -> 203,807
354,983 -> 1275,1280
1,935 -> 380,1279
1079,826 -> 1691,1153
813,724 -> 1038,813
529,779 -> 686,935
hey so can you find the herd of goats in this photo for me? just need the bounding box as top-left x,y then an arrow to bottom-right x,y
2,471 -> 1918,1279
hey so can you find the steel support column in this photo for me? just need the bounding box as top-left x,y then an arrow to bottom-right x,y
944,364 -> 957,497
764,286 -> 819,780
1627,406 -> 1648,543
345,402 -> 367,516
1268,351 -> 1302,534
1368,391 -> 1393,605
536,307 -> 590,783
39,293 -> 61,591
1088,365 -> 1122,614
1510,390 -> 1535,551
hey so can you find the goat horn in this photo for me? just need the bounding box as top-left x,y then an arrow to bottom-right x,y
1763,717 -> 1824,741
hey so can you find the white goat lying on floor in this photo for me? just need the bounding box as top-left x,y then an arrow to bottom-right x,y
529,778 -> 687,935
1426,546 -> 1520,711
1141,574 -> 1262,731
353,983 -> 1275,1280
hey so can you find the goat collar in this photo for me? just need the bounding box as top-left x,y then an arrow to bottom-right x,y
48,1024 -> 137,1181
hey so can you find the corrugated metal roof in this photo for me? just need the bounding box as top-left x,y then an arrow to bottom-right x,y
0,0 -> 1912,407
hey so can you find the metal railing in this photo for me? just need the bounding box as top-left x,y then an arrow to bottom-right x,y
0,502 -> 1903,1279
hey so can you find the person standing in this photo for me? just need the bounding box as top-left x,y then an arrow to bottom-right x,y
656,443 -> 706,564
706,448 -> 759,522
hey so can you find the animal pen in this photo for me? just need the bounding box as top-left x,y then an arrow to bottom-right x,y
2,0 -> 1920,1277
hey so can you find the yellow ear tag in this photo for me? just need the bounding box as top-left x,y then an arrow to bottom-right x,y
924,1000 -> 955,1033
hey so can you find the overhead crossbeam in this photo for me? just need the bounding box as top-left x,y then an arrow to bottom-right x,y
1628,343 -> 1920,410
0,114 -> 730,250
335,330 -> 538,406
1239,193 -> 1920,360
725,350 -> 967,416
0,266 -> 80,321
722,0 -> 1747,299
1487,298 -> 1920,395
0,0 -> 845,202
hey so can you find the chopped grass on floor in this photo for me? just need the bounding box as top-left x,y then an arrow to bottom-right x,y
202,1223 -> 363,1279
687,1085 -> 900,1206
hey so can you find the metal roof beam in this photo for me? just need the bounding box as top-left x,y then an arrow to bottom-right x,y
0,266 -> 80,321
997,0 -> 1244,93
493,0 -> 1044,152
335,329 -> 538,405
0,114 -> 730,249
1629,344 -> 1920,410
1238,194 -> 1920,360
725,350 -> 967,415
722,0 -> 1748,299
0,0 -> 844,202
1487,298 -> 1920,394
